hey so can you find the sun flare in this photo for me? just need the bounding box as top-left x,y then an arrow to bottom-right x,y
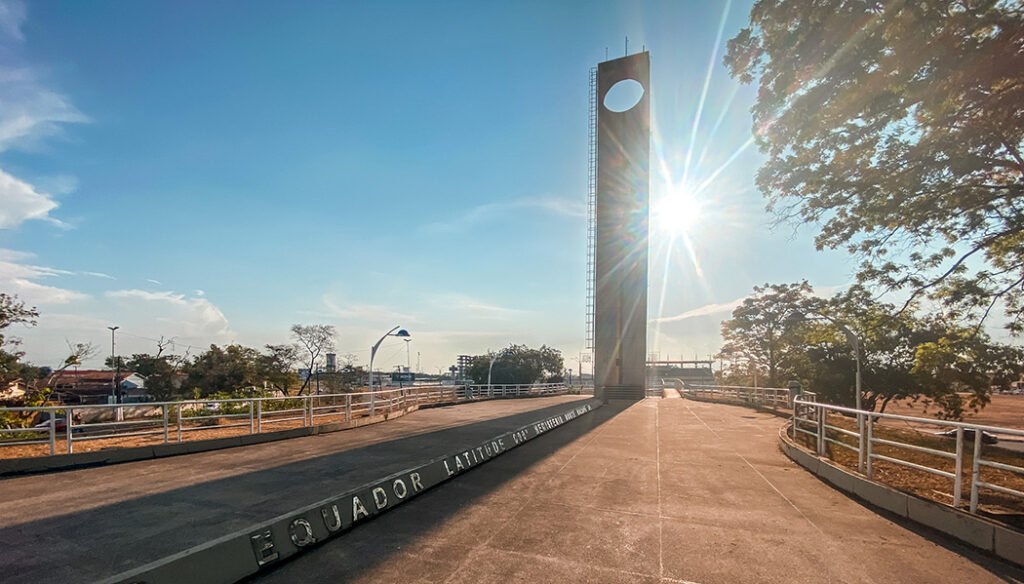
653,186 -> 702,236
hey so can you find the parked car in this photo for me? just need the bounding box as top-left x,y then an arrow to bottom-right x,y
31,417 -> 87,434
936,428 -> 999,444
32,417 -> 68,431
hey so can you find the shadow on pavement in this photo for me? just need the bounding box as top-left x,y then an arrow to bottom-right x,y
243,401 -> 631,584
2,397 -> 615,584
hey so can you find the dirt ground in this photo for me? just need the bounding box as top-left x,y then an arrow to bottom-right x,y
794,412 -> 1024,526
884,393 -> 1024,430
0,406 -> 400,459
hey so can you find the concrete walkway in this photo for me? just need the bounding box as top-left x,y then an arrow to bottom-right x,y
0,395 -> 590,584
251,398 -> 1024,584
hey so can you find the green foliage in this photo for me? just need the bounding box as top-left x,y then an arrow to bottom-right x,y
176,343 -> 301,398
123,353 -> 181,401
0,293 -> 39,387
260,344 -> 300,395
718,281 -> 816,387
466,345 -> 564,385
719,282 -> 1024,420
725,0 -> 1024,332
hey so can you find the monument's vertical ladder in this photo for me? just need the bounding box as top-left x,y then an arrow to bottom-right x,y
585,66 -> 598,353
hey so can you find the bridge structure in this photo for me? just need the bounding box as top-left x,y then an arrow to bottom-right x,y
2,389 -> 1022,584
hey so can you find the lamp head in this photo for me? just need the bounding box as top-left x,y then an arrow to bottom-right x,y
394,329 -> 411,338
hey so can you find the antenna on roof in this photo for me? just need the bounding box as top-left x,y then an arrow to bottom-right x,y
625,35 -> 629,56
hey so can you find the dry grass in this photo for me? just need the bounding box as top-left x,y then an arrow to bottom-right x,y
0,408 -> 388,460
794,413 -> 1024,527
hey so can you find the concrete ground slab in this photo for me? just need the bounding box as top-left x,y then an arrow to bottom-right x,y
250,398 -> 1024,584
0,395 -> 592,584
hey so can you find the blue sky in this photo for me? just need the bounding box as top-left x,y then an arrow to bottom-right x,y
0,0 -> 854,374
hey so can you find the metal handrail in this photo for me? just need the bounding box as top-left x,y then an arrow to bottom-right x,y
0,383 -> 568,457
684,384 -> 819,405
792,398 -> 1024,515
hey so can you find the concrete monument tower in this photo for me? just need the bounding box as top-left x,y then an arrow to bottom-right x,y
593,51 -> 650,401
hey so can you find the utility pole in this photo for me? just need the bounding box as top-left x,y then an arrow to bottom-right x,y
404,338 -> 412,373
107,326 -> 119,402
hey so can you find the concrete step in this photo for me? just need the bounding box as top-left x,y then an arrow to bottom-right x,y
601,386 -> 645,401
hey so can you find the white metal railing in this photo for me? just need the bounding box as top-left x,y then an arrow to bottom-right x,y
792,398 -> 1024,515
0,383 -> 568,457
684,384 -> 817,407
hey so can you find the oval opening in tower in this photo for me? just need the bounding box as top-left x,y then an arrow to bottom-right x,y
603,79 -> 644,112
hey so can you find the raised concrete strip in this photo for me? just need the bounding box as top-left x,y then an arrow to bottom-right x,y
94,398 -> 601,584
778,427 -> 1022,569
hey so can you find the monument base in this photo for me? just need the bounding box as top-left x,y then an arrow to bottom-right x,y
598,384 -> 645,401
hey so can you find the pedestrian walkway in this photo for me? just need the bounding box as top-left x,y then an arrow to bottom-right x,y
0,395 -> 591,584
251,398 -> 1024,584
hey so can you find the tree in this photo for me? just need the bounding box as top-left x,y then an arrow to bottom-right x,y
291,324 -> 336,395
0,293 -> 39,386
466,344 -> 564,385
764,284 -> 1024,419
45,341 -> 99,390
725,1 -> 1024,332
184,344 -> 263,397
718,282 -> 815,387
257,344 -> 300,395
123,353 -> 181,401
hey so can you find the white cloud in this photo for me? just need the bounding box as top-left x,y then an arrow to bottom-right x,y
0,67 -> 89,152
653,297 -> 747,323
652,282 -> 853,324
0,167 -> 67,229
433,293 -> 529,320
146,278 -> 162,285
422,195 -> 585,233
0,2 -> 87,230
105,289 -> 235,342
0,248 -> 88,304
322,295 -> 419,324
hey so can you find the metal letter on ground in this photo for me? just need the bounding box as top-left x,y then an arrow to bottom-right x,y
594,51 -> 650,401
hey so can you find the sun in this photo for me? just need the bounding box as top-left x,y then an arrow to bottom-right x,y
653,185 -> 702,236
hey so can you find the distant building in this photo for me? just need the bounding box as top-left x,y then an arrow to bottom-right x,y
50,370 -> 148,404
1,379 -> 26,401
457,355 -> 473,380
647,360 -> 715,387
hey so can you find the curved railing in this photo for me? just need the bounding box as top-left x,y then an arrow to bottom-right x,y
792,398 -> 1024,516
0,382 -> 568,457
680,383 -> 1023,518
683,383 -> 817,407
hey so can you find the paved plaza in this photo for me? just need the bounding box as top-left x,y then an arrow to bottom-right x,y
253,393 -> 1024,584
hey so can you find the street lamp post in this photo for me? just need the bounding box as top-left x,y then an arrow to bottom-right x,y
789,310 -> 864,473
368,326 -> 410,411
487,347 -> 514,394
